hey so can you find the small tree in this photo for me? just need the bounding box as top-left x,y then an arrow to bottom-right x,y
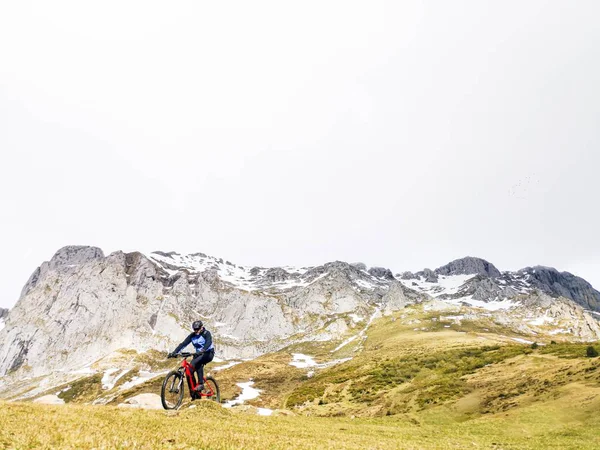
586,346 -> 599,358
531,342 -> 539,349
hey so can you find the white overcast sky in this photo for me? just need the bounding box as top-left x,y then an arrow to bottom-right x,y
1,1 -> 599,308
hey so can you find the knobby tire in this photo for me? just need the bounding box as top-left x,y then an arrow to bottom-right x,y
161,370 -> 184,410
204,376 -> 220,403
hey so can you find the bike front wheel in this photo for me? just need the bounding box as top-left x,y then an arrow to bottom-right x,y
161,370 -> 184,410
204,376 -> 220,403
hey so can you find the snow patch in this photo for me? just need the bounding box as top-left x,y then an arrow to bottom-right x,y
221,334 -> 241,340
348,314 -> 364,323
69,366 -> 96,375
0,318 -> 4,332
119,370 -> 168,391
399,274 -> 475,298
258,408 -> 273,416
102,369 -> 130,390
443,315 -> 465,321
445,296 -> 517,311
549,328 -> 568,335
526,316 -> 555,326
289,353 -> 318,368
223,381 -> 261,407
354,279 -> 378,290
398,273 -> 531,311
332,308 -> 381,352
332,335 -> 359,353
435,275 -> 476,294
289,354 -> 352,372
213,361 -> 242,371
511,337 -> 534,344
149,252 -> 325,293
55,386 -> 71,396
101,368 -> 119,390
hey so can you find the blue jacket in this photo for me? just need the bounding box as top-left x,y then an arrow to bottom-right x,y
174,329 -> 215,354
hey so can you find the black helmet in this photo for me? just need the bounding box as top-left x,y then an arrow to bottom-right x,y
192,320 -> 203,331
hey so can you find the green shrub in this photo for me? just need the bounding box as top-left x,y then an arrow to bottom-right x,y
586,346 -> 599,358
531,342 -> 539,349
286,344 -> 532,408
540,342 -> 594,359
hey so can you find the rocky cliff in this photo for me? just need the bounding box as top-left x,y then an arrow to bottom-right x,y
0,246 -> 419,378
1,249 -> 598,384
400,257 -> 600,313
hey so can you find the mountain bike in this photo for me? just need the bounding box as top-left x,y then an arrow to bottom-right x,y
161,351 -> 220,410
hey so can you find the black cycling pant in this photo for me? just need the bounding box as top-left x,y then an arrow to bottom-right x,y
191,350 -> 214,384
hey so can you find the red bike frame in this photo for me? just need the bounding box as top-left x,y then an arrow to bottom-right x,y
180,356 -> 216,399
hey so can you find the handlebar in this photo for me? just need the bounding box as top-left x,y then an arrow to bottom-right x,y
168,351 -> 204,359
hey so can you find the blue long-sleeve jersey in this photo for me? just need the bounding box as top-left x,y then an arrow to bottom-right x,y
173,329 -> 214,354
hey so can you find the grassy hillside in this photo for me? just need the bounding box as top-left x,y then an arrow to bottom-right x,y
4,305 -> 600,448
278,308 -> 600,418
209,306 -> 600,420
2,392 -> 600,449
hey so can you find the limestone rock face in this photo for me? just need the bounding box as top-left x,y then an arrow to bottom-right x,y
406,258 -> 600,314
382,282 -> 416,314
518,266 -> 600,311
1,248 -> 599,385
0,249 -> 424,378
434,257 -> 501,278
491,293 -> 600,342
368,267 -> 395,280
399,271 -> 417,280
48,246 -> 105,270
1,250 -> 158,378
421,269 -> 438,283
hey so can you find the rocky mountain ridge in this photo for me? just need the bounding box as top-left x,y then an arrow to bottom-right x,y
0,246 -> 599,393
0,246 -> 416,380
399,256 -> 600,312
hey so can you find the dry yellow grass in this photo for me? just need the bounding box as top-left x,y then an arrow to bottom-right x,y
4,306 -> 600,449
2,392 -> 600,450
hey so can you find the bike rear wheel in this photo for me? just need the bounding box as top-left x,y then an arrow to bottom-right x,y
161,370 -> 184,410
204,376 -> 220,403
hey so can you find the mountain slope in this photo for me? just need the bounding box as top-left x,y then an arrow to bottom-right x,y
1,247 -> 599,406
0,246 -> 418,380
2,304 -> 600,449
398,256 -> 600,314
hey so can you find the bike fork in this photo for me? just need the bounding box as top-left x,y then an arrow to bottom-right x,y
170,374 -> 183,393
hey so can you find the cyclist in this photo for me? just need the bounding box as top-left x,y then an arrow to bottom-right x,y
168,320 -> 215,392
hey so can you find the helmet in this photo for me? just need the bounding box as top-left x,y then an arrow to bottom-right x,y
192,320 -> 203,331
